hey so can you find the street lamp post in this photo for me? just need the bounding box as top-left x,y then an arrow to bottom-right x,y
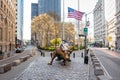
83,12 -> 92,64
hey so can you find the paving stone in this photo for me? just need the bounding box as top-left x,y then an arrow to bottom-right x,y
14,51 -> 89,80
93,62 -> 101,67
94,66 -> 104,76
96,75 -> 110,80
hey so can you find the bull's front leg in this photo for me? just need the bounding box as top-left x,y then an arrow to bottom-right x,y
48,52 -> 56,65
63,59 -> 66,65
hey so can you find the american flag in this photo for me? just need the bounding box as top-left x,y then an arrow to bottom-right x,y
68,7 -> 84,20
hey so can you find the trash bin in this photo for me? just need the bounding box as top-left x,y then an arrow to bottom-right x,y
84,56 -> 88,64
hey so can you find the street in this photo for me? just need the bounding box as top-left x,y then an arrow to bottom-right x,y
0,46 -> 38,80
92,48 -> 120,80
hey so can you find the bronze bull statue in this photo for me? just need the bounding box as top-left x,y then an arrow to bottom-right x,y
48,46 -> 73,65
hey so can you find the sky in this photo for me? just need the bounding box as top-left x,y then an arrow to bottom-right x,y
23,0 -> 97,40
23,0 -> 38,40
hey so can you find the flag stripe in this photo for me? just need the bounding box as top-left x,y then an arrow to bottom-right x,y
68,7 -> 84,20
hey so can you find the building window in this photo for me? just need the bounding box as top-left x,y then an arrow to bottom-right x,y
0,46 -> 2,51
4,5 -> 6,11
0,14 -> 4,22
0,28 -> 2,41
0,1 -> 1,8
0,14 -> 1,21
0,1 -> 3,8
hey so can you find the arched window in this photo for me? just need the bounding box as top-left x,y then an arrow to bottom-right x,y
0,1 -> 3,8
0,28 -> 2,41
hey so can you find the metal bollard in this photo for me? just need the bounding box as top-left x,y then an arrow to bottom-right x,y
39,50 -> 42,56
43,52 -> 45,57
84,56 -> 88,64
50,53 -> 52,58
73,53 -> 75,58
81,52 -> 83,58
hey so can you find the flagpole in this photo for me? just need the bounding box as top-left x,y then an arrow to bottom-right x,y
78,0 -> 80,50
62,0 -> 65,40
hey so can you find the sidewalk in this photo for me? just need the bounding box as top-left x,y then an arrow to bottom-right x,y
93,48 -> 120,58
14,50 -> 89,80
0,46 -> 35,65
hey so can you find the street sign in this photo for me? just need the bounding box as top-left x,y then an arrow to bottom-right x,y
84,28 -> 88,35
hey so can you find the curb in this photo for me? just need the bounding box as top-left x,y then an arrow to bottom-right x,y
89,49 -> 111,80
0,48 -> 36,74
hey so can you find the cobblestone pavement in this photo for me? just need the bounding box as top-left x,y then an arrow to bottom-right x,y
14,50 -> 89,80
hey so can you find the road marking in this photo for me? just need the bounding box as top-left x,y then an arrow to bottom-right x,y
93,50 -> 112,79
99,60 -> 112,79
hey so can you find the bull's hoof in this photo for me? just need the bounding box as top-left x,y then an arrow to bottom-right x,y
48,63 -> 52,65
62,63 -> 66,66
68,59 -> 71,62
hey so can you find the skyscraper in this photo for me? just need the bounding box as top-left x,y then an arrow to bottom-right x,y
93,0 -> 106,46
31,3 -> 38,19
115,0 -> 120,52
31,0 -> 61,20
105,0 -> 116,50
16,0 -> 24,47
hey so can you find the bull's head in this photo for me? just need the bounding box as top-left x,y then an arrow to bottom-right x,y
64,51 -> 72,61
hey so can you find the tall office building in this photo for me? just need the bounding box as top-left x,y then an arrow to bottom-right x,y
16,0 -> 24,47
31,0 -> 61,21
31,3 -> 38,19
93,0 -> 106,46
115,0 -> 120,52
0,0 -> 16,52
105,0 -> 116,49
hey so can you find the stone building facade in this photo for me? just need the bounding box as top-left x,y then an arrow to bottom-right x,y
0,0 -> 16,52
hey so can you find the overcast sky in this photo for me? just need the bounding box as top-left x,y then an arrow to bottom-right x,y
23,0 -> 97,40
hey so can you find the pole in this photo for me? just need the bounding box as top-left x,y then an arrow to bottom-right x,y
62,0 -> 65,40
84,13 -> 88,64
84,35 -> 87,56
85,14 -> 87,56
78,0 -> 80,49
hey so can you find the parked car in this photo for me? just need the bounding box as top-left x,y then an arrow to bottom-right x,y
16,48 -> 24,53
